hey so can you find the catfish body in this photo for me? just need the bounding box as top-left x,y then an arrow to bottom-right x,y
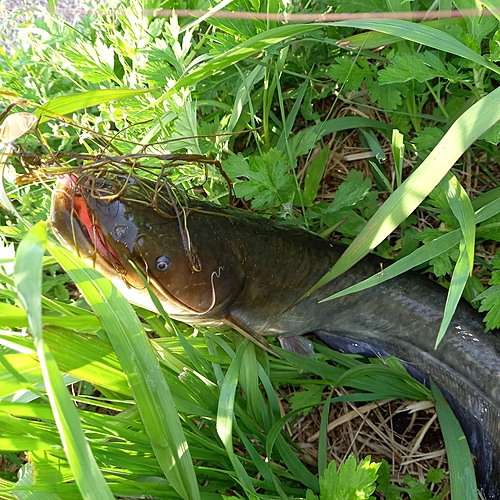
51,175 -> 500,498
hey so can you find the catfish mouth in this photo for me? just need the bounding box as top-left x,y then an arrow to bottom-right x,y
51,175 -> 124,273
50,175 -> 213,318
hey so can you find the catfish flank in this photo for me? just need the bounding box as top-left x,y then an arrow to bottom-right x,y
51,174 -> 500,499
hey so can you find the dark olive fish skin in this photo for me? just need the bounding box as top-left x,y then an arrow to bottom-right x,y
51,176 -> 500,499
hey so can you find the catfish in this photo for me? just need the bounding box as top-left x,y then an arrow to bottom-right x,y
51,174 -> 500,499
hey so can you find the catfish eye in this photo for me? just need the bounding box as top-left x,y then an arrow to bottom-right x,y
156,255 -> 171,271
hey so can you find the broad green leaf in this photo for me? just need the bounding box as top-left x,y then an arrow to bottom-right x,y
327,169 -> 372,213
379,52 -> 466,85
224,149 -> 295,209
478,285 -> 500,331
62,39 -> 118,84
454,0 -> 497,43
326,56 -> 369,91
167,101 -> 202,154
368,80 -> 405,111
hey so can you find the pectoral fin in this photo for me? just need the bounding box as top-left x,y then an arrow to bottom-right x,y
225,314 -> 278,356
279,335 -> 315,356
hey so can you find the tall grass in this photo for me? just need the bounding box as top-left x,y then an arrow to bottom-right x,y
1,1 -> 499,498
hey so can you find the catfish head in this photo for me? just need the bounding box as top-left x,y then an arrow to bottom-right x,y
50,174 -> 246,324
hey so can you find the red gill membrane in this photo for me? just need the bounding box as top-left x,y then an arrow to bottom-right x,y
62,175 -> 120,263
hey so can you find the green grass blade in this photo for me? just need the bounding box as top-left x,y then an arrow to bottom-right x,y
322,194 -> 500,302
474,195 -> 500,223
14,222 -> 114,500
0,302 -> 101,330
360,128 -> 387,164
276,348 -> 346,381
238,343 -> 263,425
434,173 -> 476,346
391,129 -> 404,187
431,380 -> 477,499
338,18 -> 467,49
332,364 -> 431,401
482,0 -> 500,21
0,347 -> 46,401
48,243 -> 200,500
0,352 -> 43,400
39,328 -> 132,397
265,405 -> 317,460
333,19 -> 500,74
276,76 -> 309,152
232,421 -> 275,486
35,89 -> 154,122
0,437 -> 55,452
318,391 -> 333,477
305,117 -> 394,137
257,363 -> 281,422
306,84 -> 500,298
216,341 -> 256,494
322,229 -> 462,302
227,65 -> 265,133
472,186 -> 500,210
444,173 -> 476,270
302,146 -> 329,206
275,434 -> 319,491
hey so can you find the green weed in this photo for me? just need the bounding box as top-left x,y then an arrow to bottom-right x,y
1,0 -> 499,498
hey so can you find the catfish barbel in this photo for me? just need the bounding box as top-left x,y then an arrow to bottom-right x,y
51,174 -> 500,499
